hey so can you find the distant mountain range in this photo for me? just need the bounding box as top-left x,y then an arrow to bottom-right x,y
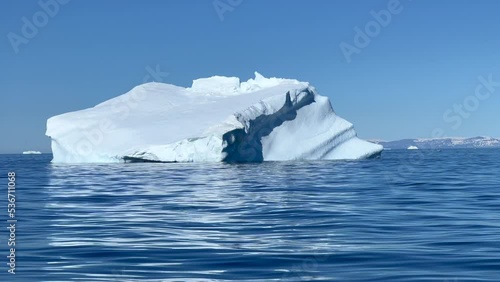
372,136 -> 500,149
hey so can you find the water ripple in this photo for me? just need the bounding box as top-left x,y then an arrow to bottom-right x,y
1,150 -> 500,281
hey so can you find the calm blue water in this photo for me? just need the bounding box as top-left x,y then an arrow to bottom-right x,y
1,149 -> 500,281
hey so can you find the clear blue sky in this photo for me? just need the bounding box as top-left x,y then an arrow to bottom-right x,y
1,0 -> 500,153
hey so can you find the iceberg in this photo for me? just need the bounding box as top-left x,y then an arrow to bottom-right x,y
46,72 -> 383,163
22,151 -> 42,155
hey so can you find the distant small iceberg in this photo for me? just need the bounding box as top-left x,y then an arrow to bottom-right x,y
407,146 -> 419,150
22,151 -> 42,155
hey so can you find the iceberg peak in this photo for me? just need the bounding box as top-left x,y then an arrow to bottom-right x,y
189,75 -> 241,95
188,72 -> 308,96
254,71 -> 265,81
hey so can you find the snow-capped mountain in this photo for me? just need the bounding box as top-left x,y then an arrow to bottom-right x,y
373,137 -> 500,149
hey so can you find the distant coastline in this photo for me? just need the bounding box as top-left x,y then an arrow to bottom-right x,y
372,136 -> 500,150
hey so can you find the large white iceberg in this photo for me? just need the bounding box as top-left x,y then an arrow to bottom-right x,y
46,72 -> 383,163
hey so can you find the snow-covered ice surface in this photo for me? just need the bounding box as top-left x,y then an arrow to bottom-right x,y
46,72 -> 383,163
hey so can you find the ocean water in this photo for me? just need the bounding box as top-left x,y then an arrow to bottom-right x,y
1,149 -> 500,281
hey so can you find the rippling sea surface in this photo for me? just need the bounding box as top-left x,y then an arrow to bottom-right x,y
1,149 -> 500,281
